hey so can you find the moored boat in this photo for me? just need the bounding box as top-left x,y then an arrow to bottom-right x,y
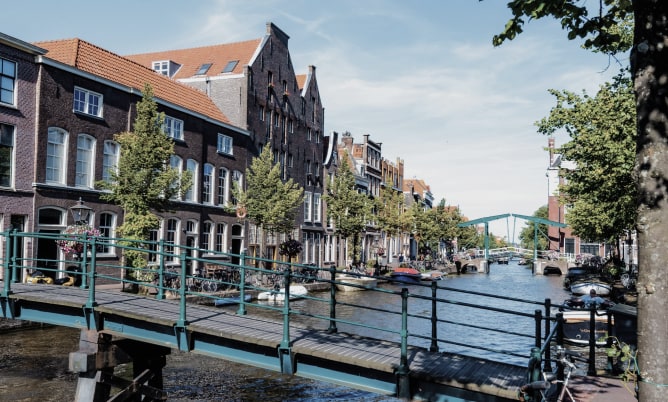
561,297 -> 615,346
214,293 -> 252,307
336,274 -> 378,291
257,285 -> 308,302
421,271 -> 446,281
570,279 -> 612,296
390,267 -> 422,284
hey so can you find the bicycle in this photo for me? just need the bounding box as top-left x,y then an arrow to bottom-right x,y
620,267 -> 638,290
518,346 -> 583,402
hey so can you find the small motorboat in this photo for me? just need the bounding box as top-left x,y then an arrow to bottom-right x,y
421,271 -> 446,281
570,279 -> 612,296
214,293 -> 252,307
390,267 -> 422,284
257,285 -> 308,302
561,297 -> 614,346
336,274 -> 378,292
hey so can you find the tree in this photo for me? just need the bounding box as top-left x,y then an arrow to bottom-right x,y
492,2 -> 668,398
97,83 -> 190,275
323,161 -> 371,266
375,177 -> 405,245
519,206 -> 549,251
536,71 -> 637,243
234,144 -> 304,260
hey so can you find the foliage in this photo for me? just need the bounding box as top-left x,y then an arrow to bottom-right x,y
519,206 -> 549,250
55,224 -> 101,255
278,238 -> 303,258
374,176 -> 404,237
323,159 -> 371,264
97,84 -> 191,274
606,336 -> 639,395
536,72 -> 637,242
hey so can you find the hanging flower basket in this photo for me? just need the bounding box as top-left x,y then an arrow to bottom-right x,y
55,224 -> 100,255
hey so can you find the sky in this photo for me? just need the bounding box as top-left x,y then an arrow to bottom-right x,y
3,0 -> 627,240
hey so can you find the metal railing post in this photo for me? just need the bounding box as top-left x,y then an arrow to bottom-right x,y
543,298 -> 552,372
177,252 -> 187,327
327,264 -> 337,333
86,236 -> 97,308
429,280 -> 438,352
10,229 -> 18,283
587,306 -> 597,376
157,240 -> 166,299
397,287 -> 410,398
278,266 -> 294,374
556,312 -> 565,381
2,230 -> 11,295
237,250 -> 247,316
534,309 -> 542,348
80,233 -> 89,289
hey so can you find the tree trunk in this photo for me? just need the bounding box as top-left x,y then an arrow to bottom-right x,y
633,2 -> 668,400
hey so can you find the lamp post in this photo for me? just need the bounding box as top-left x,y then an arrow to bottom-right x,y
69,198 -> 93,225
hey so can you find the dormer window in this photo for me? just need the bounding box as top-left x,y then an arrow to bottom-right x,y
222,60 -> 238,73
152,60 -> 180,78
195,63 -> 212,75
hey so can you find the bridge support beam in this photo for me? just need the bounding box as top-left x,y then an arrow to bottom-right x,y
69,329 -> 170,401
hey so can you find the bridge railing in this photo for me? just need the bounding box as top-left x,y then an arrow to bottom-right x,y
2,230 -> 568,368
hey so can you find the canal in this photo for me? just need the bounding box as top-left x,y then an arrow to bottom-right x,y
0,261 -> 572,401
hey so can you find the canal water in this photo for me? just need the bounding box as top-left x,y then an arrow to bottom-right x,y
0,261 -> 572,401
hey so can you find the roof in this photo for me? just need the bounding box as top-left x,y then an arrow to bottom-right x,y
125,39 -> 262,80
34,38 -> 231,125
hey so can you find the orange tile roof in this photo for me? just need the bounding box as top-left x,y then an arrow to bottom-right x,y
296,74 -> 306,91
125,39 -> 262,80
34,38 -> 231,125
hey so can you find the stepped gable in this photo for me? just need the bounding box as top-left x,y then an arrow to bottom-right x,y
125,39 -> 262,79
34,38 -> 231,125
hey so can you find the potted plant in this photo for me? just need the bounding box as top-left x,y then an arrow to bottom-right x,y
56,224 -> 101,259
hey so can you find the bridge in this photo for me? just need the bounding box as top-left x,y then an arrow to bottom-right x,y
1,231 -> 578,401
458,213 -> 567,261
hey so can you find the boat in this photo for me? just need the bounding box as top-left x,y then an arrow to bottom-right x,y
336,274 -> 378,291
561,297 -> 615,346
257,285 -> 308,302
214,293 -> 252,307
421,271 -> 446,281
562,265 -> 601,289
389,267 -> 422,284
570,279 -> 612,296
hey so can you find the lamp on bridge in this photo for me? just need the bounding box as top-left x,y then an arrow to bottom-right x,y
69,198 -> 93,225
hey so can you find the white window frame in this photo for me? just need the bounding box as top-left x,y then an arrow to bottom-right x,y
75,134 -> 96,188
73,86 -> 103,117
217,134 -> 233,155
1,57 -> 17,106
304,191 -> 312,222
152,60 -> 169,76
102,140 -> 119,183
313,193 -> 321,223
202,221 -> 213,253
164,115 -> 184,140
98,212 -> 116,255
184,159 -> 198,202
169,155 -> 183,200
231,170 -> 242,206
165,218 -> 180,262
217,167 -> 229,206
202,163 -> 214,204
215,223 -> 227,253
0,123 -> 15,188
46,127 -> 68,185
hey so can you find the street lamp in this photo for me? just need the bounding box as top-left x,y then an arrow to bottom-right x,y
69,198 -> 93,225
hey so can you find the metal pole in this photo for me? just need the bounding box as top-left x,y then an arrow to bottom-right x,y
396,288 -> 410,398
327,264 -> 337,333
543,298 -> 552,372
10,229 -> 17,284
429,280 -> 438,352
534,309 -> 542,348
2,230 -> 11,295
237,250 -> 247,316
588,306 -> 597,376
86,236 -> 97,309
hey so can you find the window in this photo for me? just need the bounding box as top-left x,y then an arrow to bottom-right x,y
288,154 -> 293,168
147,227 -> 160,263
217,167 -> 228,205
313,193 -> 321,223
98,212 -> 116,254
260,106 -> 265,121
1,58 -> 17,105
215,223 -> 226,253
102,140 -> 119,183
165,218 -> 179,262
304,192 -> 312,222
222,60 -> 238,73
231,171 -> 242,205
38,207 -> 65,226
217,134 -> 233,155
152,61 -> 169,76
202,221 -> 213,252
169,155 -> 182,199
75,134 -> 95,188
0,123 -> 15,187
202,164 -> 214,204
184,159 -> 198,202
46,127 -> 67,184
163,116 -> 184,140
195,63 -> 212,75
73,87 -> 102,117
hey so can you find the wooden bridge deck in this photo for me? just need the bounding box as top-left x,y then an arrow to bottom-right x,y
2,283 -> 526,401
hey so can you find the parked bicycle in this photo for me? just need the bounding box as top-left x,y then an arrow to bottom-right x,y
518,346 -> 585,402
294,263 -> 318,283
620,266 -> 638,290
